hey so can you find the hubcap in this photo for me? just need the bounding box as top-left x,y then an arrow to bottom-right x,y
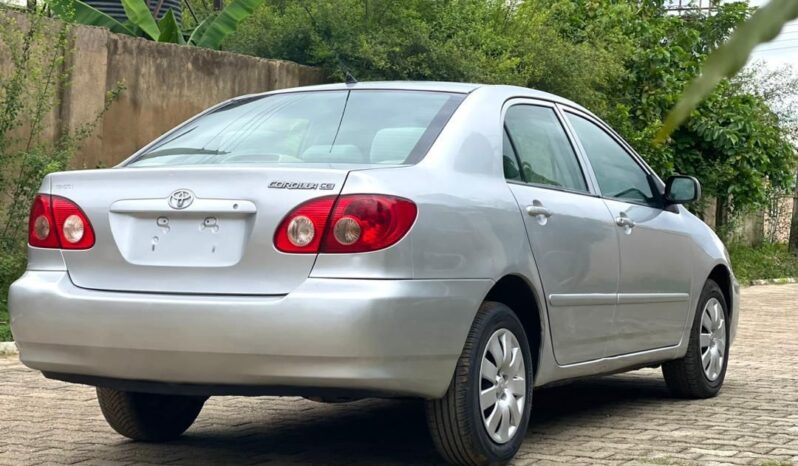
479,328 -> 526,444
700,297 -> 727,381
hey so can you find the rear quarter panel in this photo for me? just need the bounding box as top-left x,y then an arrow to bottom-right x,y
310,88 -> 558,386
310,88 -> 536,282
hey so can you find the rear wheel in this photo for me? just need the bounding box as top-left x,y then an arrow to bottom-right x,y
426,301 -> 533,466
662,279 -> 729,398
96,387 -> 206,441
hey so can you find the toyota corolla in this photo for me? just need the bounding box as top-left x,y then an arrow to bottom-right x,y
9,82 -> 739,466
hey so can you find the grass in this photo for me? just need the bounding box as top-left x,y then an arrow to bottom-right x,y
638,457 -> 697,466
729,242 -> 798,284
0,254 -> 22,343
638,456 -> 791,466
0,301 -> 11,342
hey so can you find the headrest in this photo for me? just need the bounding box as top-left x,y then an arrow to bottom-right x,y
369,127 -> 426,164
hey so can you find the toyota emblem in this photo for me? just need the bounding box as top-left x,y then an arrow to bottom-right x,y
168,189 -> 194,209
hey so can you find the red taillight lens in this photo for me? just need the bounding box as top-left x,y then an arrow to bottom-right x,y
322,195 -> 417,253
28,194 -> 59,248
274,196 -> 337,253
28,194 -> 95,250
51,196 -> 95,249
274,194 -> 417,254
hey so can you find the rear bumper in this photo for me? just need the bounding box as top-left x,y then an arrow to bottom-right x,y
9,271 -> 492,399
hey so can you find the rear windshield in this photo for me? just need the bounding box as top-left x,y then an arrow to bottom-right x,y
127,90 -> 464,167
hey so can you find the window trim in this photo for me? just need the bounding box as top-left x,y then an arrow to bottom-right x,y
500,99 -> 597,197
559,105 -> 666,209
502,124 -> 525,182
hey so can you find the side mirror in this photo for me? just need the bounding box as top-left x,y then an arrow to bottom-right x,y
665,175 -> 701,205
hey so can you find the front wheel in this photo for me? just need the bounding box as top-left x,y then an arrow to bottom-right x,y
662,279 -> 730,398
426,301 -> 534,466
96,387 -> 206,442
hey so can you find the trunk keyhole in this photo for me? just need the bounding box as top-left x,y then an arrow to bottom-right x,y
202,217 -> 219,233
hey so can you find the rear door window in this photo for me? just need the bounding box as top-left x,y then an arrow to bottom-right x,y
503,105 -> 588,193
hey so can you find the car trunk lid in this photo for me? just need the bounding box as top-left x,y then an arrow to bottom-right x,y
49,166 -> 349,295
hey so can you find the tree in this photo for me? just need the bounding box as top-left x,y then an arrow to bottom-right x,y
226,0 -> 796,239
658,0 -> 798,140
226,0 -> 624,114
536,0 -> 796,238
738,64 -> 798,250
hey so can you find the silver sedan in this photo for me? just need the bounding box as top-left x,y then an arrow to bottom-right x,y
10,81 -> 739,466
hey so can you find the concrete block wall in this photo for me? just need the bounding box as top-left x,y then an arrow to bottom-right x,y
2,12 -> 326,169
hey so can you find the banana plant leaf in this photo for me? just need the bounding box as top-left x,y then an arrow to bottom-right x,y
657,0 -> 798,142
47,0 -> 134,36
187,12 -> 217,46
195,0 -> 260,49
121,0 -> 160,41
157,10 -> 185,44
122,20 -> 143,37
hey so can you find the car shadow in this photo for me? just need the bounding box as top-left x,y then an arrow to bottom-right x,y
71,373 -> 672,465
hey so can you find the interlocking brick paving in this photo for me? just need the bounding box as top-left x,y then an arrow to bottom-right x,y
1,285 -> 796,465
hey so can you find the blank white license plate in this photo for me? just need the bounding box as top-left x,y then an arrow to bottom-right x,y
109,212 -> 252,267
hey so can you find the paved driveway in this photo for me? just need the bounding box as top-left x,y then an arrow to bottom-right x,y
1,285 -> 797,466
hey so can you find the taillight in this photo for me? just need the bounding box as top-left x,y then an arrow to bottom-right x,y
28,194 -> 95,250
322,195 -> 417,253
274,196 -> 337,253
274,194 -> 417,254
29,194 -> 59,248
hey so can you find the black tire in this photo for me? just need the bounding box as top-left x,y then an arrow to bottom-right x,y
662,279 -> 730,398
426,301 -> 534,466
96,387 -> 206,442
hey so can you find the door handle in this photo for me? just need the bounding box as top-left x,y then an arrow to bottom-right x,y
615,215 -> 636,228
526,205 -> 552,218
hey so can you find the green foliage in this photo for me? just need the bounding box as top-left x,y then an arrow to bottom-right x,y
0,10 -> 123,341
121,0 -> 160,40
226,0 -> 624,113
227,1 -> 796,235
188,11 -> 217,45
195,0 -> 260,49
46,0 -> 261,49
0,305 -> 10,342
729,242 -> 798,283
659,0 -> 798,140
540,0 -> 796,233
158,10 -> 184,44
48,0 -> 134,35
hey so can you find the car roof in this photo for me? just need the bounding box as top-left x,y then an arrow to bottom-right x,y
238,81 -> 590,113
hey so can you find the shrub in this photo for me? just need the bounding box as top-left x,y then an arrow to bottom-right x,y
729,242 -> 798,284
0,9 -> 123,341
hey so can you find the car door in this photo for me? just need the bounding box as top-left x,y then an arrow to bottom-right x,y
562,109 -> 692,356
503,101 -> 620,365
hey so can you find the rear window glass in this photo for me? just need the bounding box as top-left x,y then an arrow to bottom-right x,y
127,90 -> 464,167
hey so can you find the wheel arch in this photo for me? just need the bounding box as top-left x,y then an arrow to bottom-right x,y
483,274 -> 544,377
707,264 -> 733,318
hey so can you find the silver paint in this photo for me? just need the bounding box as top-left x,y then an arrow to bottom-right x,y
10,81 -> 739,398
479,328 -> 526,444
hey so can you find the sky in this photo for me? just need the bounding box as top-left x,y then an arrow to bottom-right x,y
748,0 -> 798,69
